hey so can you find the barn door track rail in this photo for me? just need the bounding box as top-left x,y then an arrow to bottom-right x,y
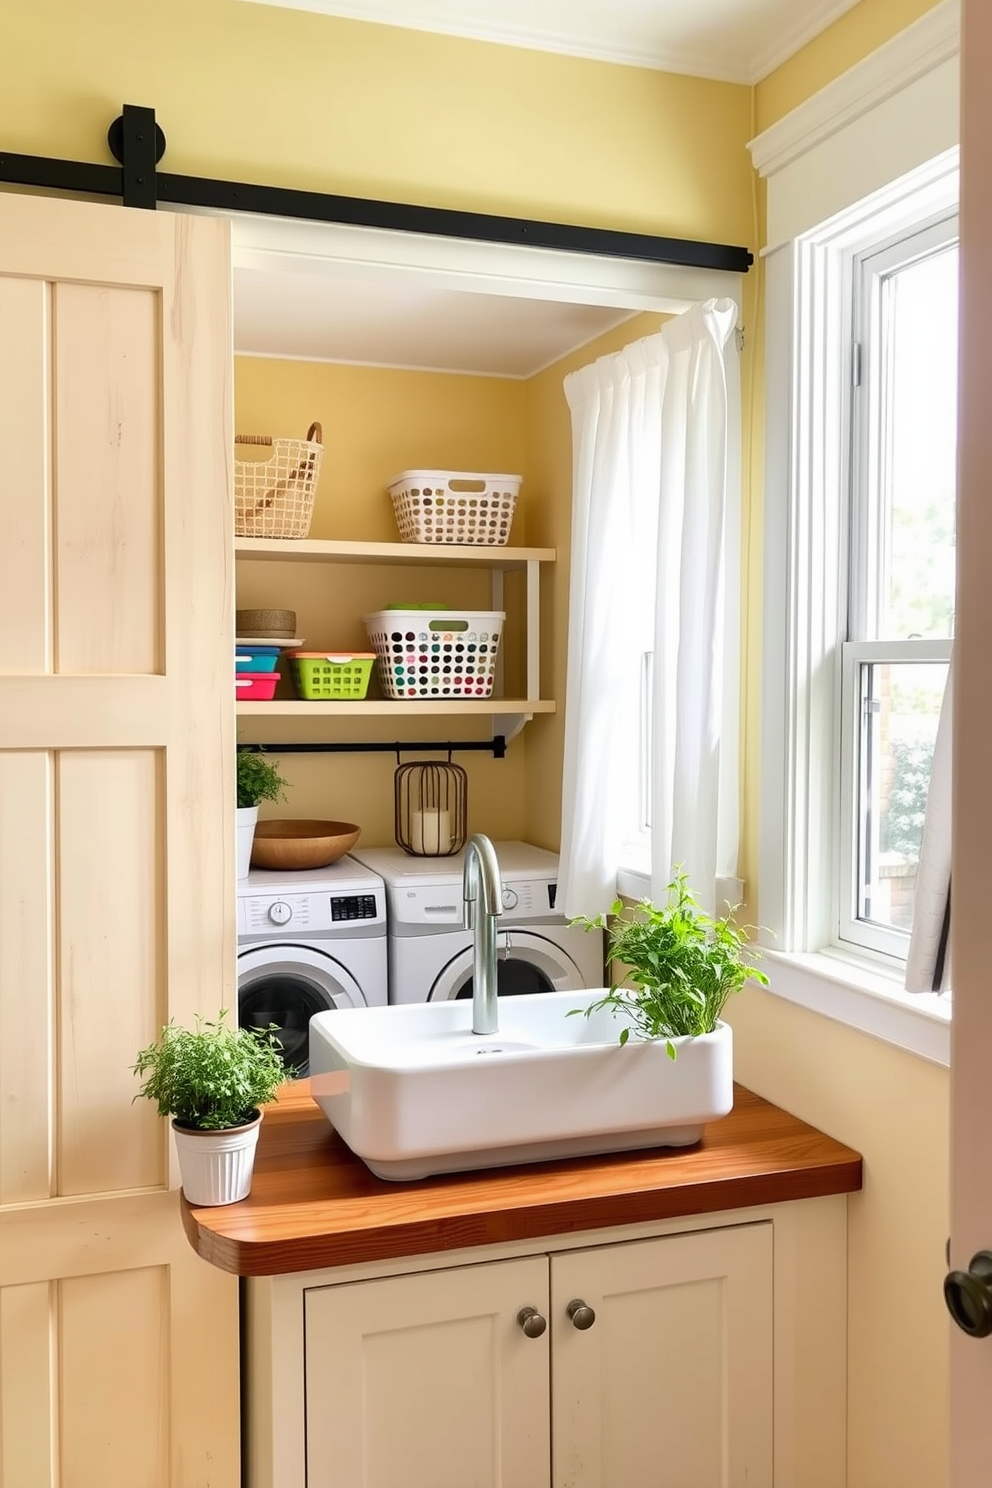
0,104 -> 754,274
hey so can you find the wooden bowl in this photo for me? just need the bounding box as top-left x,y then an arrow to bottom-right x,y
250,819 -> 361,871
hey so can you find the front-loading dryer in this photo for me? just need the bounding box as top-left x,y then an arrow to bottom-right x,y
349,841 -> 604,1004
236,857 -> 387,1077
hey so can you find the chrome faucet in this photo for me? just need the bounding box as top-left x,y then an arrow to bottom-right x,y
462,834 -> 503,1035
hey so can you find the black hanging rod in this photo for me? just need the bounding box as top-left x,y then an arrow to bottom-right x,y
0,105 -> 753,276
242,738 -> 508,759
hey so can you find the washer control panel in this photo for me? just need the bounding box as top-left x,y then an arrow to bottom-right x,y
388,875 -> 560,927
331,894 -> 379,922
238,885 -> 386,937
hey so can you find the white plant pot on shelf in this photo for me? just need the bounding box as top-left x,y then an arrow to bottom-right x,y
172,1113 -> 262,1206
236,805 -> 258,880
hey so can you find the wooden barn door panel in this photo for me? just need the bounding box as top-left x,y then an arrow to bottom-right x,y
0,192 -> 238,1488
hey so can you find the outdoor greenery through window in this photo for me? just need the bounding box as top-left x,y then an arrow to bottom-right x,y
840,221 -> 957,961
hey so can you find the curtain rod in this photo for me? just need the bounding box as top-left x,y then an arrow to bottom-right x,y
0,105 -> 754,276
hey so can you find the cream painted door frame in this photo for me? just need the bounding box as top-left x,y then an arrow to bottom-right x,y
0,193 -> 239,1487
951,4 -> 992,1483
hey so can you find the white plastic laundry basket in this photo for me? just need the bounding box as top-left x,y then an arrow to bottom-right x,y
364,609 -> 504,698
387,470 -> 520,545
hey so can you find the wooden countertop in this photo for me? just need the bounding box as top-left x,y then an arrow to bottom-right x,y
180,1082 -> 862,1277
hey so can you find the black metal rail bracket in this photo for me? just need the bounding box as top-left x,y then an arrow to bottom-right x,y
0,104 -> 754,274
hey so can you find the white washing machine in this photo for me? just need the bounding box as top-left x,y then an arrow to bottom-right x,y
349,841 -> 604,1004
236,858 -> 388,1077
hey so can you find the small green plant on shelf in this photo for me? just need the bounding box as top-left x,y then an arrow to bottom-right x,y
132,1009 -> 291,1131
236,746 -> 289,810
570,869 -> 768,1058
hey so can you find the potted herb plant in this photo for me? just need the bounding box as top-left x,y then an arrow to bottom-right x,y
132,1010 -> 289,1205
571,869 -> 768,1060
236,746 -> 289,879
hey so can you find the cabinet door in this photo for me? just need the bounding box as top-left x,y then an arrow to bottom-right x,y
551,1223 -> 773,1488
305,1256 -> 551,1488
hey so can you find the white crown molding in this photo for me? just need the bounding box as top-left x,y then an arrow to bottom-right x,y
749,0 -> 861,84
240,0 -> 863,86
748,0 -> 960,178
237,0 -> 752,80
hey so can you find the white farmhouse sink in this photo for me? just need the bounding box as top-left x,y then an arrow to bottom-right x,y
308,990 -> 733,1181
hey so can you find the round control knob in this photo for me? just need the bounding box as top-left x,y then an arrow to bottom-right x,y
502,887 -> 519,911
516,1306 -> 547,1339
566,1299 -> 596,1330
945,1251 -> 992,1337
268,901 -> 293,926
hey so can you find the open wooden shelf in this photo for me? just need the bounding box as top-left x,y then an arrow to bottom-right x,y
234,537 -> 556,741
236,699 -> 556,718
235,538 -> 555,567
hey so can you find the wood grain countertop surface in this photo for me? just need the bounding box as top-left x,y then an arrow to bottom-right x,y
180,1081 -> 862,1277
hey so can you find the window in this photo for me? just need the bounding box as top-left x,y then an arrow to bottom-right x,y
757,151 -> 959,1063
840,220 -> 957,961
750,6 -> 959,1063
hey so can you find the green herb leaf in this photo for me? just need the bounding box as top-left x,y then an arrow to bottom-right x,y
569,868 -> 768,1053
132,1008 -> 291,1130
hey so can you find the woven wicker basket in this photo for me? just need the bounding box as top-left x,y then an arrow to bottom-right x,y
234,422 -> 323,538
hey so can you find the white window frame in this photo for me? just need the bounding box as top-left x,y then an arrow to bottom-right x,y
838,639 -> 953,959
750,2 -> 960,1067
838,216 -> 957,961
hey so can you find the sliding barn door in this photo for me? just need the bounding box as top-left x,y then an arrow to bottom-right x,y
0,193 -> 238,1486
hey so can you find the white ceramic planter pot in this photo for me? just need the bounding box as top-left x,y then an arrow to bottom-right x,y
172,1113 -> 262,1205
236,805 -> 258,880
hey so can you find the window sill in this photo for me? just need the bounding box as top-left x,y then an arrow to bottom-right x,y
761,948 -> 951,1067
616,866 -> 745,909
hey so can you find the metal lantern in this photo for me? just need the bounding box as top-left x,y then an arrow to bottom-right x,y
394,760 -> 468,857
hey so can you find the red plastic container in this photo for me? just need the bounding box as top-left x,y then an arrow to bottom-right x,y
236,671 -> 280,702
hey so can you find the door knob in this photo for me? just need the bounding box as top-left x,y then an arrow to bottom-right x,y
944,1251 -> 992,1337
566,1298 -> 596,1330
516,1306 -> 547,1339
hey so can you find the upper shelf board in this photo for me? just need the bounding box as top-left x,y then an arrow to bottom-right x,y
235,538 -> 556,567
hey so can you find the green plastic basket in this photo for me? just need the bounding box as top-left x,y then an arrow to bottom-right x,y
288,652 -> 376,701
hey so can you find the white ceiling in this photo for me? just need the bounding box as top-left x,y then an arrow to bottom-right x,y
242,0 -> 861,84
233,263 -> 639,377
235,0 -> 822,373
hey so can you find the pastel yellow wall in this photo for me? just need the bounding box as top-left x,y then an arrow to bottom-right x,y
728,8 -> 952,1488
234,355 -> 532,844
2,0 -> 753,246
755,0 -> 947,131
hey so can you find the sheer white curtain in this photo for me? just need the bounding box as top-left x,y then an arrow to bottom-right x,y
558,298 -> 741,920
905,658 -> 953,993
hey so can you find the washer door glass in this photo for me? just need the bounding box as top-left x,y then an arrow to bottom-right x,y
237,944 -> 364,1077
431,931 -> 586,1003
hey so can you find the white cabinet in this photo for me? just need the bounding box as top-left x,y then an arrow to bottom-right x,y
550,1226 -> 772,1487
249,1203 -> 841,1488
305,1256 -> 550,1488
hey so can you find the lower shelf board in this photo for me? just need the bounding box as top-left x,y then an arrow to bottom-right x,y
236,699 -> 557,717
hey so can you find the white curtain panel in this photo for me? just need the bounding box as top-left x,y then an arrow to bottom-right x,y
905,658 -> 953,993
558,298 -> 741,920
